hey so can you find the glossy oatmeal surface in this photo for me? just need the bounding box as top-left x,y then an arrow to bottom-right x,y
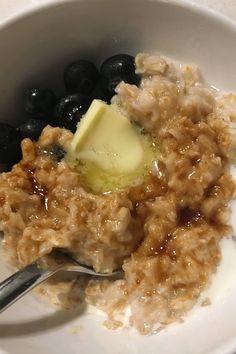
0,53 -> 235,334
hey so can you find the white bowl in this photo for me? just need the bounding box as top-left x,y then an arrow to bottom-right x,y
1,1 -> 236,354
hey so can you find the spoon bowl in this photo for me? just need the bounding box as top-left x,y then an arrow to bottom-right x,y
0,250 -> 121,314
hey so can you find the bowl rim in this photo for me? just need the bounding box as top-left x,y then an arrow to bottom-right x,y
0,0 -> 236,34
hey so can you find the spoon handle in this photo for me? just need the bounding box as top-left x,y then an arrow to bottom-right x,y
0,260 -> 59,313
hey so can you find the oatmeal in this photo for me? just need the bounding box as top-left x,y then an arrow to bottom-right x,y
0,53 -> 236,334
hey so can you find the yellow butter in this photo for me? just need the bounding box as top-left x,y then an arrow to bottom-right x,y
67,99 -> 156,193
70,100 -> 144,173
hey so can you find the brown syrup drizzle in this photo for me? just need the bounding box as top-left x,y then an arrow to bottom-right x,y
0,196 -> 5,206
150,233 -> 172,256
178,207 -> 203,226
149,208 -> 203,259
23,164 -> 49,211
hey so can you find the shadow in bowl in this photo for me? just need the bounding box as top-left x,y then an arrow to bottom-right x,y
0,304 -> 87,338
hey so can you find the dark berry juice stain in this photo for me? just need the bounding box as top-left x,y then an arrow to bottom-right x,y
23,164 -> 49,210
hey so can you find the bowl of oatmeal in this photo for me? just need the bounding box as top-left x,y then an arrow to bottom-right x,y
1,1 -> 236,354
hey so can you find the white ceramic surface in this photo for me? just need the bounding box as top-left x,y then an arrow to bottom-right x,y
1,1 -> 236,354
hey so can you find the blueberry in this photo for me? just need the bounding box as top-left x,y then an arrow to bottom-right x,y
100,54 -> 135,78
91,79 -> 110,103
19,118 -> 48,141
64,60 -> 99,95
0,123 -> 22,164
55,94 -> 91,132
41,144 -> 65,162
100,54 -> 141,99
24,88 -> 56,120
100,76 -> 124,101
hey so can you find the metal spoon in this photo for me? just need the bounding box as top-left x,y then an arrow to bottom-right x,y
0,250 -> 121,313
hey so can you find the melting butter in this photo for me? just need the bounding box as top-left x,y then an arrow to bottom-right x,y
67,99 -> 157,193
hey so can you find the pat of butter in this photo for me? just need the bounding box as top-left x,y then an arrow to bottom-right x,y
67,99 -> 156,193
70,100 -> 144,173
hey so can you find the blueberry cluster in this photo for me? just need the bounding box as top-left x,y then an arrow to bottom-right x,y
0,54 -> 140,166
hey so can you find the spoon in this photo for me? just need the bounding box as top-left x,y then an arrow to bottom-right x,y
0,250 -> 121,313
